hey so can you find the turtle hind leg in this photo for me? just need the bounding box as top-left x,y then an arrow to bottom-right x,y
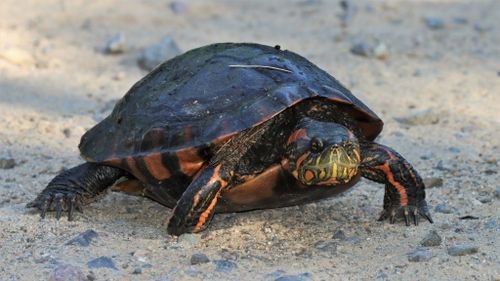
359,142 -> 433,226
27,163 -> 127,221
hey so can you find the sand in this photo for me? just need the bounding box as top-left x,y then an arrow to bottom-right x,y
0,0 -> 498,280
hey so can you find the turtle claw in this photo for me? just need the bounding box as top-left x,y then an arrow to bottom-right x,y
27,190 -> 84,221
378,201 -> 433,226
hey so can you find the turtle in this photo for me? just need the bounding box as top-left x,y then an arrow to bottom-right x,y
27,43 -> 432,235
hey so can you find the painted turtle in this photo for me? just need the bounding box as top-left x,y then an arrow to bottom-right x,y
28,43 -> 432,235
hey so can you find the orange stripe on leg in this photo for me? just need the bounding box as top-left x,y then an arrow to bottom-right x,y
376,163 -> 408,206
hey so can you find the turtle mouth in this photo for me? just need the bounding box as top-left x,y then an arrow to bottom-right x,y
299,145 -> 360,185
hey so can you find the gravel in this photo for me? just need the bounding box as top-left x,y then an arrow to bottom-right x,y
87,256 -> 118,270
66,230 -> 98,247
447,244 -> 479,256
407,249 -> 433,262
190,253 -> 210,265
49,264 -> 87,281
420,230 -> 442,247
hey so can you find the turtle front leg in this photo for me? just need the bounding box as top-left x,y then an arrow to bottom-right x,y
359,142 -> 433,225
27,163 -> 127,220
167,164 -> 230,235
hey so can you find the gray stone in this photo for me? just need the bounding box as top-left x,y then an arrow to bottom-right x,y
407,249 -> 433,262
49,264 -> 87,281
424,16 -> 444,29
339,0 -> 356,26
0,153 -> 16,169
132,267 -> 142,274
138,36 -> 181,71
62,128 -> 72,138
423,177 -> 443,188
66,230 -> 98,247
376,270 -> 388,279
420,230 -> 442,247
420,151 -> 434,160
104,32 -> 126,54
484,220 -> 497,229
190,253 -> 210,265
332,229 -> 346,240
394,109 -> 439,126
434,203 -> 453,214
494,187 -> 500,199
87,256 -> 118,270
214,259 -> 237,273
350,42 -> 372,57
448,147 -> 461,153
447,244 -> 479,256
435,160 -> 453,171
169,1 -> 187,14
373,43 -> 389,59
177,233 -> 201,248
275,272 -> 312,281
314,240 -> 337,254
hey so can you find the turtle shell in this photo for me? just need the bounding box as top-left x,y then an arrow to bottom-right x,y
79,43 -> 382,179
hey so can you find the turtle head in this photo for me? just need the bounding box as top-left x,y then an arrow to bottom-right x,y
284,119 -> 361,186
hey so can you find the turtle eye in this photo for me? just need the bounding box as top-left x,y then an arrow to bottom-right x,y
310,138 -> 324,153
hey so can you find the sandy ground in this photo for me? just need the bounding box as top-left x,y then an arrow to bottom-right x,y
0,0 -> 499,280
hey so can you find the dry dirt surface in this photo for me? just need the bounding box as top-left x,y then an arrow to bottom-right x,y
0,0 -> 499,280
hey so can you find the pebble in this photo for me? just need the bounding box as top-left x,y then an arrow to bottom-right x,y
484,220 -> 497,229
87,256 -> 118,270
214,259 -> 237,273
339,0 -> 356,26
190,253 -> 210,265
132,267 -> 142,274
394,109 -> 439,125
0,48 -> 34,65
495,187 -> 500,199
62,128 -> 72,138
423,16 -> 444,29
138,36 -> 181,71
423,177 -> 443,188
177,233 -> 201,248
66,230 -> 98,247
314,240 -> 337,254
104,32 -> 126,54
447,244 -> 479,256
332,229 -> 346,240
350,42 -> 373,57
448,147 -> 461,153
275,272 -> 312,281
376,270 -> 388,280
407,249 -> 433,262
169,1 -> 187,14
434,203 -> 453,214
420,230 -> 442,247
435,160 -> 453,171
373,43 -> 389,59
49,264 -> 87,281
0,153 -> 16,169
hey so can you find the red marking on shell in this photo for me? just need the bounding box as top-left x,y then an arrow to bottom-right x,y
143,153 -> 171,180
176,148 -> 205,176
126,157 -> 146,181
286,128 -> 309,145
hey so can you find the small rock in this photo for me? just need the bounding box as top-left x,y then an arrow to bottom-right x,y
376,270 -> 388,280
453,17 -> 468,24
447,244 -> 479,256
394,109 -> 439,126
214,259 -> 237,273
0,48 -> 34,65
420,230 -> 442,247
66,230 -> 98,247
132,267 -> 142,274
350,42 -> 372,57
275,272 -> 312,281
420,151 -> 435,160
423,16 -> 444,30
473,23 -> 492,33
332,229 -> 346,240
339,0 -> 356,26
448,147 -> 461,153
87,256 -> 118,270
314,240 -> 337,254
407,249 -> 433,262
435,160 -> 453,171
49,264 -> 87,281
495,187 -> 500,199
177,233 -> 201,248
138,36 -> 181,71
190,253 -> 210,265
62,128 -> 72,138
373,43 -> 389,59
184,269 -> 201,277
484,220 -> 497,229
104,32 -> 126,54
434,203 -> 453,214
0,153 -> 16,169
423,177 -> 443,188
169,1 -> 187,14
